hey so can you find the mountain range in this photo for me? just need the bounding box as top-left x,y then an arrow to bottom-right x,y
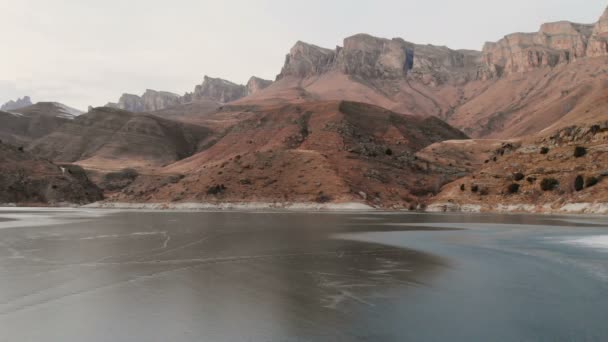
2,6 -> 608,212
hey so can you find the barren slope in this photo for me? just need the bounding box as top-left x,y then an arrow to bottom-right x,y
0,102 -> 80,146
432,122 -> 608,212
0,142 -> 102,205
109,101 -> 468,207
28,107 -> 213,171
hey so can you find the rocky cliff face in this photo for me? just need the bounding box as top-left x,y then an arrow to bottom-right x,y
1,96 -> 33,111
276,7 -> 608,84
277,41 -> 337,79
587,7 -> 608,57
107,90 -> 182,112
277,34 -> 481,85
246,76 -> 273,95
337,34 -> 414,79
106,75 -> 265,113
481,7 -> 608,77
481,22 -> 593,77
192,76 -> 248,103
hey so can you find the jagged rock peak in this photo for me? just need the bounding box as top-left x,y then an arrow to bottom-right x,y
277,41 -> 337,79
246,76 -> 273,95
1,96 -> 33,111
192,76 -> 248,103
587,6 -> 608,57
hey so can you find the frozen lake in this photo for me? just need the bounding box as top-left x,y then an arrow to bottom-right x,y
0,209 -> 607,341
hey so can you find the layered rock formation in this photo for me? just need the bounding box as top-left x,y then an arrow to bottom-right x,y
107,76 -> 273,113
481,7 -> 608,77
1,96 -> 33,111
28,107 -> 213,170
0,142 -> 102,205
246,76 -> 273,95
0,102 -> 80,146
587,7 -> 608,57
107,90 -> 182,112
190,76 -> 248,103
276,35 -> 479,85
278,41 -> 337,79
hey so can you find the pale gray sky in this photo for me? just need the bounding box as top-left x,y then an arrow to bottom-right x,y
0,0 -> 606,109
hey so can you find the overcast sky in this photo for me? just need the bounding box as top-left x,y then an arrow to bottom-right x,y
0,0 -> 605,109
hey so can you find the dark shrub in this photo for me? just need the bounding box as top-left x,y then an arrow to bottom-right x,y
574,175 -> 585,191
574,146 -> 587,158
540,178 -> 559,191
540,147 -> 549,154
471,185 -> 479,193
207,184 -> 226,195
101,168 -> 140,191
513,172 -> 525,181
527,177 -> 537,184
385,148 -> 393,156
18,146 -> 24,152
460,184 -> 466,191
507,183 -> 520,194
316,192 -> 331,203
479,187 -> 490,196
586,176 -> 599,188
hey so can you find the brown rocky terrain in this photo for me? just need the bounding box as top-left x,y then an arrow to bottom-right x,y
235,7 -> 608,140
0,142 -> 102,205
27,107 -> 213,171
431,122 -> 608,213
0,102 -> 81,146
4,6 -> 608,211
107,101 -> 467,207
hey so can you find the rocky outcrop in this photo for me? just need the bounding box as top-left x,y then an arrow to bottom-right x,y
275,7 -> 608,83
277,41 -> 337,79
1,96 -> 33,111
337,34 -> 414,79
106,75 -> 262,113
0,142 -> 102,205
107,90 -> 182,112
480,18 -> 604,77
587,7 -> 608,57
465,7 -> 608,77
246,76 -> 273,95
277,34 -> 482,85
409,46 -> 482,85
191,76 -> 248,103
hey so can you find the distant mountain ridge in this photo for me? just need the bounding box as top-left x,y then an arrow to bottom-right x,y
0,102 -> 83,146
1,96 -> 33,111
106,75 -> 273,113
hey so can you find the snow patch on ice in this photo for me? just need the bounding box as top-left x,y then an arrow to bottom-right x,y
560,235 -> 608,251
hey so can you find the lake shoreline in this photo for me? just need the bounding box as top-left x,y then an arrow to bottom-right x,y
3,200 -> 608,215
